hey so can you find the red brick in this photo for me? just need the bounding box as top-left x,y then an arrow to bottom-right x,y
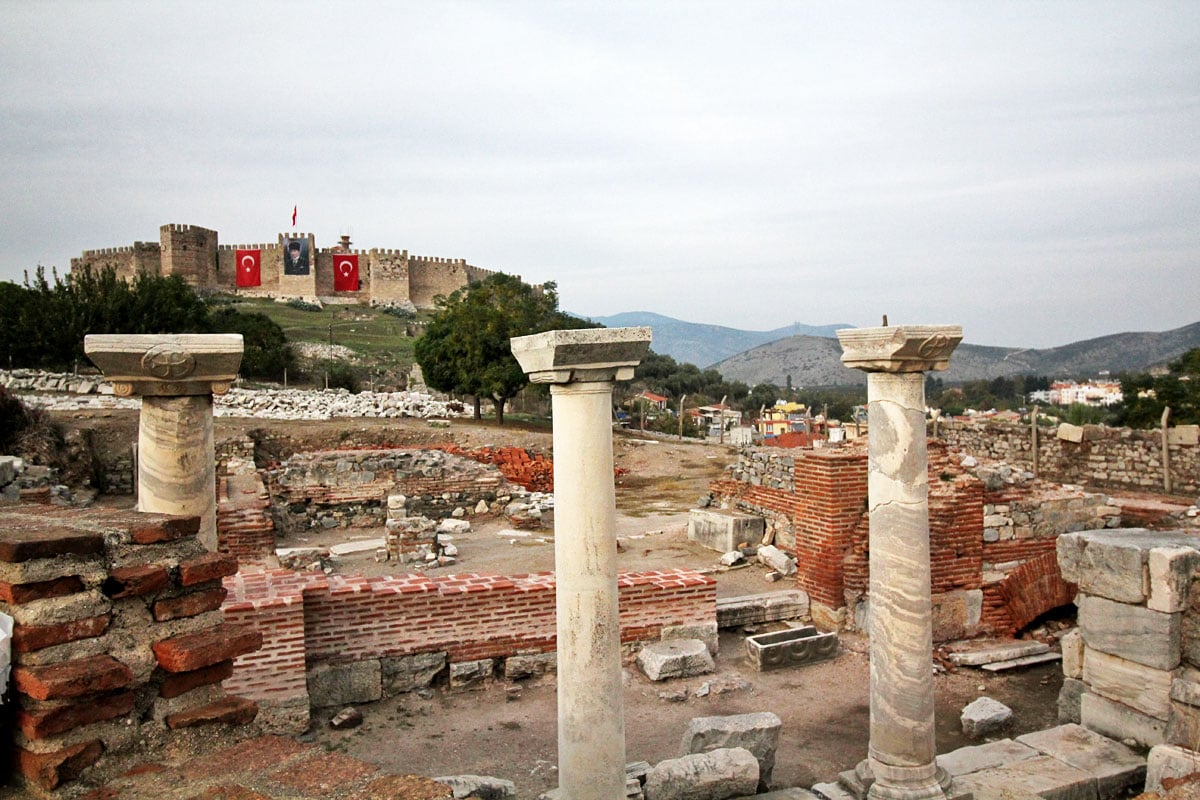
153,623 -> 262,672
0,575 -> 85,604
14,655 -> 133,701
179,552 -> 239,586
17,691 -> 135,739
0,528 -> 104,563
12,614 -> 109,653
185,786 -> 274,800
130,515 -> 201,545
15,739 -> 104,790
165,696 -> 258,729
105,563 -> 171,598
161,660 -> 235,699
153,587 -> 228,621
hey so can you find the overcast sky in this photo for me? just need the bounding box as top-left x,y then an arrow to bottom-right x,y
2,2 -> 1197,349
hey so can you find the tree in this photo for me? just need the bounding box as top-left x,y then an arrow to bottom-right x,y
209,307 -> 296,382
1115,348 -> 1200,428
414,274 -> 587,424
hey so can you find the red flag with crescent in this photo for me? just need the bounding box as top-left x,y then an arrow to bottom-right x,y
334,253 -> 359,291
235,249 -> 261,287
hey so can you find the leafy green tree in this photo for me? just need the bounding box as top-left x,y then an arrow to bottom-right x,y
1115,348 -> 1200,428
414,274 -> 587,424
209,308 -> 296,382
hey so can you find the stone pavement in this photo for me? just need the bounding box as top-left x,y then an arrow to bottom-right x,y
35,734 -> 456,800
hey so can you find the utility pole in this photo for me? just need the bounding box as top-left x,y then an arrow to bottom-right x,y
678,394 -> 687,440
327,322 -> 333,390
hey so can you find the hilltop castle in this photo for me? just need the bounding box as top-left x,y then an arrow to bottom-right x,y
70,224 -> 505,309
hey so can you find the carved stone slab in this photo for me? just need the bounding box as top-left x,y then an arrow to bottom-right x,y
85,334 -> 244,396
745,626 -> 838,671
510,327 -> 651,384
837,325 -> 963,373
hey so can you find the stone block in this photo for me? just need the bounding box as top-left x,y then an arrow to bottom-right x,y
1146,745 -> 1200,792
1077,593 -> 1180,670
744,627 -> 837,671
643,747 -> 759,800
937,739 -> 1040,777
1081,692 -> 1166,748
165,695 -> 258,729
308,659 -> 382,706
433,774 -> 517,799
153,623 -> 262,672
757,545 -> 796,576
680,712 -> 781,792
932,590 -> 973,642
1017,723 -> 1146,798
1149,546 -> 1200,613
950,755 -> 1095,800
1057,423 -> 1084,443
1061,630 -> 1084,679
661,622 -> 719,656
1167,425 -> 1200,446
1058,678 -> 1085,724
637,639 -> 715,681
382,651 -> 448,693
962,697 -> 1013,739
450,658 -> 494,689
13,654 -> 133,700
1057,531 -> 1148,603
1083,648 -> 1174,720
502,652 -> 556,680
687,509 -> 764,553
1166,699 -> 1200,748
715,591 -> 809,629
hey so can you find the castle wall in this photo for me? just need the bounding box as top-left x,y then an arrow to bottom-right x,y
408,256 -> 476,306
368,249 -> 412,305
70,241 -> 162,281
160,224 -> 218,288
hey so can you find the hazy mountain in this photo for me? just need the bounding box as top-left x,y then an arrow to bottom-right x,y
710,321 -> 1200,387
587,311 -> 850,367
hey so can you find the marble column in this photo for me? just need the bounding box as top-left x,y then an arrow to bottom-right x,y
836,325 -> 962,800
85,334 -> 244,551
511,327 -> 651,800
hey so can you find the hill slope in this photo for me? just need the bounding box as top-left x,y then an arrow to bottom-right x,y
588,311 -> 849,367
711,322 -> 1200,387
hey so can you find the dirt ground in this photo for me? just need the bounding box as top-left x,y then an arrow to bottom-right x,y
49,410 -> 1066,798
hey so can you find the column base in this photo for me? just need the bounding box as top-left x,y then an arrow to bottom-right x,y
853,757 -> 969,800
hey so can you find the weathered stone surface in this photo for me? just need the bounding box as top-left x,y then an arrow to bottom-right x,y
433,774 -> 518,799
329,706 -> 364,730
502,652 -> 556,680
308,660 -> 382,707
382,652 -> 448,693
680,712 -> 781,792
1077,593 -> 1180,670
952,754 -> 1095,800
744,627 -> 837,672
756,545 -> 796,576
1081,692 -> 1166,748
1057,423 -> 1084,443
1146,744 -> 1200,792
729,791 -> 819,800
947,640 -> 1049,666
643,747 -> 759,800
1016,723 -> 1146,798
936,739 -> 1039,777
715,591 -> 809,629
1061,629 -> 1084,679
1083,649 -> 1174,720
1057,530 -> 1148,603
687,509 -> 764,554
1149,546 -> 1200,613
1058,678 -> 1085,724
637,639 -> 715,682
449,659 -> 494,689
961,696 -> 1013,738
510,327 -> 652,384
662,622 -> 720,656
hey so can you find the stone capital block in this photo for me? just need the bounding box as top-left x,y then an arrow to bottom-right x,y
1149,546 -> 1200,613
510,326 -> 651,384
85,333 -> 243,396
1078,593 -> 1181,670
836,324 -> 962,373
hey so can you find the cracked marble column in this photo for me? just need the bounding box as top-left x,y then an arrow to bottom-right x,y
511,326 -> 651,800
837,325 -> 962,800
85,334 -> 243,551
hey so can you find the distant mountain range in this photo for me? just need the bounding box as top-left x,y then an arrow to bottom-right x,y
582,311 -> 1200,388
587,311 -> 850,367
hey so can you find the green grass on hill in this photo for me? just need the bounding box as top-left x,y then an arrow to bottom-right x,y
210,295 -> 428,382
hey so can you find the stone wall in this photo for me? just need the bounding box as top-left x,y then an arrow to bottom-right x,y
0,505 -> 261,793
222,567 -> 717,732
939,418 -> 1200,497
1057,529 -> 1200,749
72,223 -> 508,309
269,448 -> 512,530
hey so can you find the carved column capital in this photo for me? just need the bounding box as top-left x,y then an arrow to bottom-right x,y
836,325 -> 962,374
510,327 -> 652,384
84,334 -> 244,396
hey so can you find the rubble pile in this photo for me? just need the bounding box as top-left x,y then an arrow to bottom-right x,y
434,443 -> 555,492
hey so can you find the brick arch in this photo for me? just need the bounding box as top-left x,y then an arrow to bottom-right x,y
996,551 -> 1076,633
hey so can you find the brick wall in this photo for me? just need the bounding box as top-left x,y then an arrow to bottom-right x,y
222,567 -> 716,725
939,418 -> 1200,497
1,505 -> 260,793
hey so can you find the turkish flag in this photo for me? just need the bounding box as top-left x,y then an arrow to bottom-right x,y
291,205 -> 297,226
236,249 -> 261,287
334,254 -> 359,291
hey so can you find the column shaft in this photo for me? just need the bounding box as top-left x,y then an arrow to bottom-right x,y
138,395 -> 217,550
551,381 -> 625,800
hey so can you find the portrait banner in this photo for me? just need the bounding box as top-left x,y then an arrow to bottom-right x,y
283,238 -> 310,275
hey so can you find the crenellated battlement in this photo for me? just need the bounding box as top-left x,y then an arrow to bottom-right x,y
75,223 -> 521,310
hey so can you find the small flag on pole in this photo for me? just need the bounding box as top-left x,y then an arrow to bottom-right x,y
292,205 -> 297,226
